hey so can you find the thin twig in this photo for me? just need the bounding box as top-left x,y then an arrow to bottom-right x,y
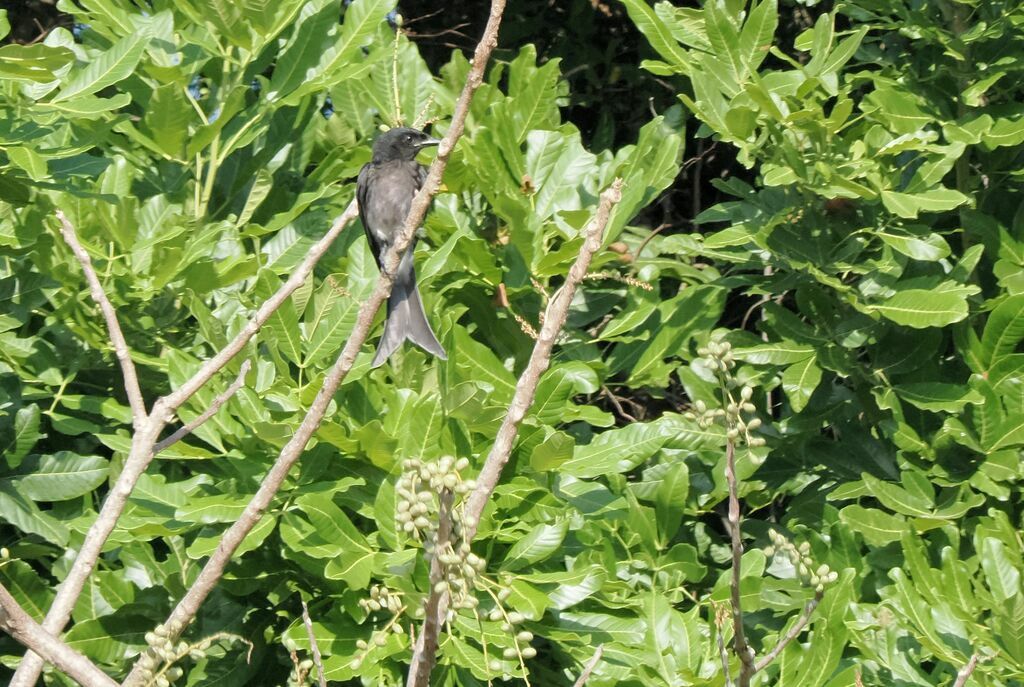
572,644 -> 604,687
154,359 -> 251,454
13,202 -> 360,687
55,210 -> 146,425
0,583 -> 119,687
122,0 -> 504,680
407,180 -> 625,687
406,490 -> 454,687
601,386 -> 637,423
725,439 -> 755,686
952,654 -> 980,687
752,590 -> 824,672
301,601 -> 328,687
633,222 -> 671,263
715,602 -> 735,687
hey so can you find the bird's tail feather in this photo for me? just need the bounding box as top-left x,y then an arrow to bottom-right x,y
371,253 -> 446,367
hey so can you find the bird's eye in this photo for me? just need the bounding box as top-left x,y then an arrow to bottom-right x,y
404,134 -> 413,143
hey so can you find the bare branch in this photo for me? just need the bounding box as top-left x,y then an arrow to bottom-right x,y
0,583 -> 118,687
12,203 -> 359,687
161,200 -> 359,412
406,489 -> 454,687
55,210 -> 146,425
301,601 -> 328,687
572,644 -> 604,687
725,439 -> 755,686
406,180 -> 625,687
752,589 -> 824,673
463,179 -> 624,539
121,0 -> 507,676
154,359 -> 252,454
953,654 -> 980,687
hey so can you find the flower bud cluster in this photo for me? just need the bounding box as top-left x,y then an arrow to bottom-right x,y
358,584 -> 402,614
139,625 -> 247,686
485,598 -> 536,678
286,657 -> 313,687
395,456 -> 476,540
685,340 -> 767,447
766,529 -> 839,593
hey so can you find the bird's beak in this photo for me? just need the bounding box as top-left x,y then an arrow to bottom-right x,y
418,137 -> 441,149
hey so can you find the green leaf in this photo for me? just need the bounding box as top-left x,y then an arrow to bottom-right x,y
868,287 -> 971,328
981,295 -> 1024,369
881,188 -> 970,219
733,340 -> 814,365
529,362 -> 598,425
267,0 -> 337,101
893,383 -> 982,412
621,0 -> 691,74
876,229 -> 951,261
980,537 -> 1021,603
501,519 -> 568,571
8,146 -> 48,181
0,43 -> 74,82
140,84 -> 190,158
704,0 -> 744,85
986,416 -> 1024,452
996,593 -> 1024,663
654,460 -> 689,542
53,33 -> 150,103
37,93 -> 133,118
738,0 -> 776,74
12,452 -> 109,501
781,353 -> 822,412
6,404 -> 42,465
838,505 -> 905,546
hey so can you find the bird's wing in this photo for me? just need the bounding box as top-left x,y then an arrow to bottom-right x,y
415,162 -> 428,191
356,162 -> 382,265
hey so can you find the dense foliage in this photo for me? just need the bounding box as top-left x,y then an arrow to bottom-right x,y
0,0 -> 1023,685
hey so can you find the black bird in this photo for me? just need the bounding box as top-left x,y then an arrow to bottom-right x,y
357,127 -> 447,367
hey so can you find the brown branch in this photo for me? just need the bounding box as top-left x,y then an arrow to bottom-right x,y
55,210 -> 147,425
406,490 -> 454,687
0,583 -> 119,687
572,644 -> 604,687
154,359 -> 252,454
952,653 -> 980,687
406,180 -> 625,687
12,202 -> 360,687
301,601 -> 328,687
752,589 -> 824,673
725,439 -> 755,686
463,180 -> 623,538
122,0 -> 506,679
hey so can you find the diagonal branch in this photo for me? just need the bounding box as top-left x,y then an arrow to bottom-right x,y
12,202 -> 360,687
154,359 -> 252,454
406,179 -> 625,687
55,210 -> 147,425
301,601 -> 328,687
725,439 -> 756,686
752,589 -> 823,673
405,490 -> 454,687
952,653 -> 979,687
121,3 -> 507,682
463,179 -> 623,539
0,583 -> 119,687
572,644 -> 604,687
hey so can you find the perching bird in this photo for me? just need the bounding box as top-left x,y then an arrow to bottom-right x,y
357,127 -> 447,367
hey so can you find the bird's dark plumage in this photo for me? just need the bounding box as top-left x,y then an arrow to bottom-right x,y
357,127 -> 446,367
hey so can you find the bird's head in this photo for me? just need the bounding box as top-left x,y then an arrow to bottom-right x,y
371,127 -> 440,163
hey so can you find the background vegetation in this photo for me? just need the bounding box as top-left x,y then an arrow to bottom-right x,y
1,0 -> 1023,685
